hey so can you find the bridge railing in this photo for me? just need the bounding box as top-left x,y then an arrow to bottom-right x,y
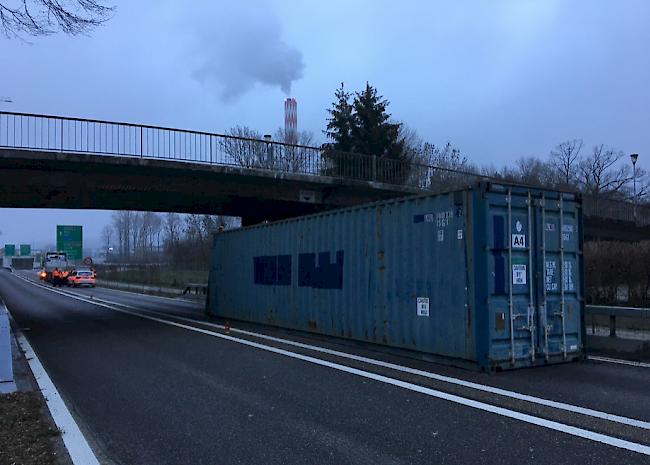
582,195 -> 650,226
1,111 -> 647,226
0,111 -> 483,189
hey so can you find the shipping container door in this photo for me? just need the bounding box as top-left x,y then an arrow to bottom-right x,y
487,188 -> 538,367
534,193 -> 583,360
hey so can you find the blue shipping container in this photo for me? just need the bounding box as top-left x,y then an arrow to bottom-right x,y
207,182 -> 585,371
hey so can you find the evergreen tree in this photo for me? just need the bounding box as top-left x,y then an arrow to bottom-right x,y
323,82 -> 409,183
324,83 -> 354,152
351,82 -> 404,160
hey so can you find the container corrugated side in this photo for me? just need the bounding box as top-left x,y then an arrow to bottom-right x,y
208,182 -> 584,371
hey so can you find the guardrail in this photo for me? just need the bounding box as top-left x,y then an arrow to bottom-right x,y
585,305 -> 650,338
583,197 -> 650,227
0,298 -> 13,384
1,111 -> 647,225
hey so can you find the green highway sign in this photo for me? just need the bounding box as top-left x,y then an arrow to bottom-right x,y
20,244 -> 31,256
4,244 -> 15,257
56,225 -> 83,261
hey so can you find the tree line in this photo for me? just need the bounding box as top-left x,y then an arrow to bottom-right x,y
223,82 -> 648,202
102,212 -> 238,268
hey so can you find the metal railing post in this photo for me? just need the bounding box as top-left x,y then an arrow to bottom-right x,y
140,127 -> 143,157
372,155 -> 377,182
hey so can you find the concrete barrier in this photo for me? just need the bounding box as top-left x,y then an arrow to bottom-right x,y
0,301 -> 12,383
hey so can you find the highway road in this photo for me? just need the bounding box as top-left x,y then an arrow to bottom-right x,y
1,269 -> 649,465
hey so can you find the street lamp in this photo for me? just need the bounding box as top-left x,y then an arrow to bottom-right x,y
630,153 -> 639,221
263,134 -> 274,168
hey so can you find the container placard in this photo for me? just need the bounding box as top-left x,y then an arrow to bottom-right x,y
511,234 -> 526,248
416,297 -> 430,316
512,264 -> 527,285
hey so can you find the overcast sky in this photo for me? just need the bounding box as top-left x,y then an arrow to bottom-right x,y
1,0 -> 649,249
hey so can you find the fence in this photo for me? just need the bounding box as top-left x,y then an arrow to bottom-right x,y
583,195 -> 650,226
1,111 -> 647,225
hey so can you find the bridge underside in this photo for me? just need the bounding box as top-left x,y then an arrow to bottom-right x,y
583,216 -> 650,242
0,149 -> 420,224
1,148 -> 647,240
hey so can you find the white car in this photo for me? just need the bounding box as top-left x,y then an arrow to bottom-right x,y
67,269 -> 96,287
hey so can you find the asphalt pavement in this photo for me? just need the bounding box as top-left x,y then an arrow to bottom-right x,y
1,269 -> 649,465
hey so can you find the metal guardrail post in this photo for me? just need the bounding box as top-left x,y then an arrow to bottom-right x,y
609,315 -> 616,338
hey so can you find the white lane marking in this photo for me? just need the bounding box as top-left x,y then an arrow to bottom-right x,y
588,356 -> 650,369
13,277 -> 650,456
17,275 -> 650,432
92,285 -> 201,306
45,286 -> 650,432
0,303 -> 101,465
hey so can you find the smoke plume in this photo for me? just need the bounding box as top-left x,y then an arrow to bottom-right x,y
192,6 -> 304,102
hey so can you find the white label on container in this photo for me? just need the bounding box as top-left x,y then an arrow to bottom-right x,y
546,260 -> 558,291
511,234 -> 526,248
457,229 -> 463,240
417,297 -> 430,316
512,264 -> 527,285
563,260 -> 574,291
437,230 -> 444,242
436,210 -> 453,227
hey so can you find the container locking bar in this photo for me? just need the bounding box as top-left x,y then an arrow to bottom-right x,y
507,189 -> 515,365
540,194 -> 550,361
527,191 -> 535,362
558,195 -> 568,360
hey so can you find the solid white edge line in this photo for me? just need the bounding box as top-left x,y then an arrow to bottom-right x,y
0,300 -> 100,465
14,275 -> 650,456
45,282 -> 650,432
588,356 -> 650,369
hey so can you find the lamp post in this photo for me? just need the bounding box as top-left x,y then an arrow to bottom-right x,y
263,134 -> 274,169
630,153 -> 638,221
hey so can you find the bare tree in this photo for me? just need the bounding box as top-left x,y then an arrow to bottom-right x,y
164,213 -> 182,249
100,224 -> 112,250
150,213 -> 163,252
111,211 -> 133,259
578,145 -> 632,197
0,0 -> 114,38
221,126 -> 266,168
550,139 -> 583,188
273,127 -> 315,173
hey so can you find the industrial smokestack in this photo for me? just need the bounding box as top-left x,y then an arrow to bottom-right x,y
284,97 -> 297,144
